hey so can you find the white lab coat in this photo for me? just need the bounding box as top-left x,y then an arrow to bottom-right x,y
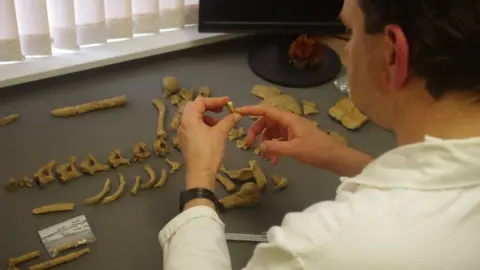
159,136 -> 480,270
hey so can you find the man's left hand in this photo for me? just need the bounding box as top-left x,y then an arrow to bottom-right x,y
178,97 -> 242,192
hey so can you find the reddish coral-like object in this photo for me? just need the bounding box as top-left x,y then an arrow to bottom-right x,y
288,35 -> 325,69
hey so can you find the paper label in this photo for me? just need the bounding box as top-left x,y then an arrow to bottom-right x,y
38,215 -> 94,248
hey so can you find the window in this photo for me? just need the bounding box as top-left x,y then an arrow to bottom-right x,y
0,0 -> 199,61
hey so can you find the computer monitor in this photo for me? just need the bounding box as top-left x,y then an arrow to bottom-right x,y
198,0 -> 346,88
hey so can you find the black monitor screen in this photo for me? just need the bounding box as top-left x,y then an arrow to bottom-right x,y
199,0 -> 345,34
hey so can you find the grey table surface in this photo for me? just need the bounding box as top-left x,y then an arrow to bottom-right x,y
0,37 -> 395,270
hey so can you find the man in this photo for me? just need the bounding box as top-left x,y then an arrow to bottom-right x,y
159,0 -> 480,269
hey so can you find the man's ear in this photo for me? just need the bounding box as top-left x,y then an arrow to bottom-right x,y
384,25 -> 409,90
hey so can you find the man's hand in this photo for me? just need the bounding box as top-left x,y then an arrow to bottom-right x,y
178,97 -> 242,192
236,105 -> 373,176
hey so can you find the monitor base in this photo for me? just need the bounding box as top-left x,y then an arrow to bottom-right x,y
248,38 -> 342,88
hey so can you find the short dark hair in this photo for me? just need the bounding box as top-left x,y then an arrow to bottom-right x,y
359,0 -> 480,99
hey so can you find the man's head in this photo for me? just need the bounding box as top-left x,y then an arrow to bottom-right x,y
340,0 -> 480,130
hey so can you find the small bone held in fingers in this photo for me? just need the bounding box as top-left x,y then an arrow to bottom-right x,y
226,101 -> 236,114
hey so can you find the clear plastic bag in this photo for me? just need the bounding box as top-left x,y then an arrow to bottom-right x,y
334,75 -> 350,94
37,215 -> 96,257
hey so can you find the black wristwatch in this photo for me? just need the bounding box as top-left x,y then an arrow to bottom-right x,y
179,188 -> 224,213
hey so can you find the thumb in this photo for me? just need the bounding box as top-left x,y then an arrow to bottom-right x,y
215,113 -> 242,135
260,140 -> 295,157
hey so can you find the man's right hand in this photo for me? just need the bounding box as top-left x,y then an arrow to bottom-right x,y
236,105 -> 373,176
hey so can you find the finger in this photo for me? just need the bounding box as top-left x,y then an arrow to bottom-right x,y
281,127 -> 290,141
214,113 -> 242,135
203,116 -> 219,126
259,139 -> 294,158
263,127 -> 283,141
271,156 -> 279,165
260,129 -> 282,161
246,118 -> 267,145
236,105 -> 296,127
210,107 -> 224,113
190,97 -> 230,114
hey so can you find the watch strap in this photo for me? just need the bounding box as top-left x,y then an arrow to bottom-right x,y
179,188 -> 224,213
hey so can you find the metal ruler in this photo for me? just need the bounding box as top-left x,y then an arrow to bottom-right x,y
225,233 -> 268,243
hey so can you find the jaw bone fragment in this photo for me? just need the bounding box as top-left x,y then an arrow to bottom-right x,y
328,97 -> 368,130
302,100 -> 319,115
220,183 -> 261,210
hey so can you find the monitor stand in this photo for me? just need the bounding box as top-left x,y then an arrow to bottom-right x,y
248,37 -> 342,88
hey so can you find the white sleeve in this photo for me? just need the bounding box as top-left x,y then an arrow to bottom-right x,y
159,206 -> 232,270
243,194 -> 358,270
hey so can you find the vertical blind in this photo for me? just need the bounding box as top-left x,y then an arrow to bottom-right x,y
0,0 -> 199,62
